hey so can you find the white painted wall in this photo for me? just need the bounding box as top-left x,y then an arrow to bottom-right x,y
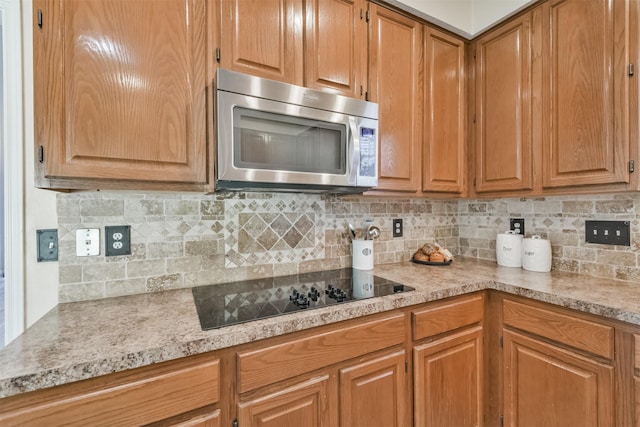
22,0 -> 58,328
0,16 -> 5,278
472,0 -> 535,34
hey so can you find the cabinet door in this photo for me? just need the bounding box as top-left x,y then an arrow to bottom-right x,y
339,350 -> 408,427
369,5 -> 423,192
414,326 -> 483,427
219,0 -> 303,85
474,13 -> 534,193
542,0 -> 629,187
304,0 -> 367,98
237,376 -> 331,427
161,409 -> 221,427
33,0 -> 208,184
423,27 -> 466,194
503,330 -> 614,427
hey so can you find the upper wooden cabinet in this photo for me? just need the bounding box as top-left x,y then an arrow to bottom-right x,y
33,0 -> 210,188
422,27 -> 466,194
303,0 -> 368,98
541,0 -> 630,188
218,0 -> 303,85
368,5 -> 424,193
473,12 -> 535,194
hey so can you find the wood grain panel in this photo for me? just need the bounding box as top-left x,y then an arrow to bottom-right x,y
339,350 -> 407,427
414,326 -> 483,427
503,298 -> 614,359
422,26 -> 466,194
304,0 -> 366,97
237,375 -> 331,427
219,0 -> 303,84
368,5 -> 423,192
475,13 -> 534,193
35,0 -> 208,183
634,333 -> 640,371
147,407 -> 221,427
503,330 -> 614,427
542,0 -> 629,187
0,357 -> 220,426
412,294 -> 483,341
237,313 -> 405,393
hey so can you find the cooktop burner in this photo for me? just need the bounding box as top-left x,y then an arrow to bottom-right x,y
192,268 -> 414,330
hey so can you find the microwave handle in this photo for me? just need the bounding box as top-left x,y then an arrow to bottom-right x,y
348,118 -> 360,186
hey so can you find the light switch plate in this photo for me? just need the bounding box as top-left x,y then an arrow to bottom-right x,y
76,228 -> 100,256
37,229 -> 58,262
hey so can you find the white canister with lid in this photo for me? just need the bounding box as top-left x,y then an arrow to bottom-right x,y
496,231 -> 523,267
522,235 -> 552,272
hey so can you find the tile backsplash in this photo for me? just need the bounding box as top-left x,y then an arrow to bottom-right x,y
57,192 -> 458,302
57,191 -> 640,303
458,194 -> 640,281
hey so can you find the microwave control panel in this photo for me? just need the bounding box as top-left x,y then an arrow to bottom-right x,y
359,127 -> 376,177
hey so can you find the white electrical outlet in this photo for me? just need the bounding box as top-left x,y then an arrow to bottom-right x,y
76,228 -> 100,256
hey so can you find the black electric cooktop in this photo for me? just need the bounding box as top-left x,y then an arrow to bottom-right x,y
192,268 -> 414,330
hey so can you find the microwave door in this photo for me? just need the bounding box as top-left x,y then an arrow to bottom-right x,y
217,91 -> 354,187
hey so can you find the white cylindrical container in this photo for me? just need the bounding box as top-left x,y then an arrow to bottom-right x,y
496,231 -> 524,267
522,235 -> 552,272
352,269 -> 375,298
352,239 -> 374,270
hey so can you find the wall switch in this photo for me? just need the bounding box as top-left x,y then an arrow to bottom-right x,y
76,228 -> 100,256
393,219 -> 403,238
510,218 -> 525,235
585,220 -> 631,246
37,229 -> 58,262
105,225 -> 131,256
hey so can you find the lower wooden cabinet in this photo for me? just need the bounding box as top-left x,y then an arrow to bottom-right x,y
339,350 -> 408,427
237,375 -> 332,427
414,327 -> 483,427
503,330 -> 614,427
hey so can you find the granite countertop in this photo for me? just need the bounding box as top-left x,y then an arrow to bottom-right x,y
2,257 -> 640,399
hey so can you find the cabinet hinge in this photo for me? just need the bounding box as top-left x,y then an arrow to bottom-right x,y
37,9 -> 43,29
629,63 -> 635,77
216,47 -> 221,62
366,9 -> 370,22
405,360 -> 408,372
473,49 -> 476,60
500,415 -> 504,427
360,8 -> 363,20
473,177 -> 476,187
365,91 -> 369,101
630,160 -> 635,173
38,145 -> 44,163
232,419 -> 239,427
500,336 -> 503,348
473,114 -> 476,124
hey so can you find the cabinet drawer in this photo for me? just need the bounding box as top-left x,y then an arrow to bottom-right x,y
412,294 -> 484,340
237,313 -> 406,393
0,356 -> 220,427
503,299 -> 613,359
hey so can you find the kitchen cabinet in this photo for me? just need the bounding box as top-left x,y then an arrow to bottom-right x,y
218,0 -> 303,85
237,375 -> 333,427
502,297 -> 615,427
473,11 -> 536,194
412,294 -> 484,427
33,0 -> 211,190
541,0 -> 630,188
368,5 -> 424,193
422,26 -> 467,194
339,350 -> 408,427
303,0 -> 368,98
236,312 -> 408,426
0,354 -> 221,426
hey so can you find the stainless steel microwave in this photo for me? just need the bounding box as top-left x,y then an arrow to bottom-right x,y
215,69 -> 378,193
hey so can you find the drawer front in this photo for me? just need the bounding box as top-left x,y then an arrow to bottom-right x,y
503,298 -> 613,359
412,294 -> 484,340
237,312 -> 406,393
0,356 -> 220,427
